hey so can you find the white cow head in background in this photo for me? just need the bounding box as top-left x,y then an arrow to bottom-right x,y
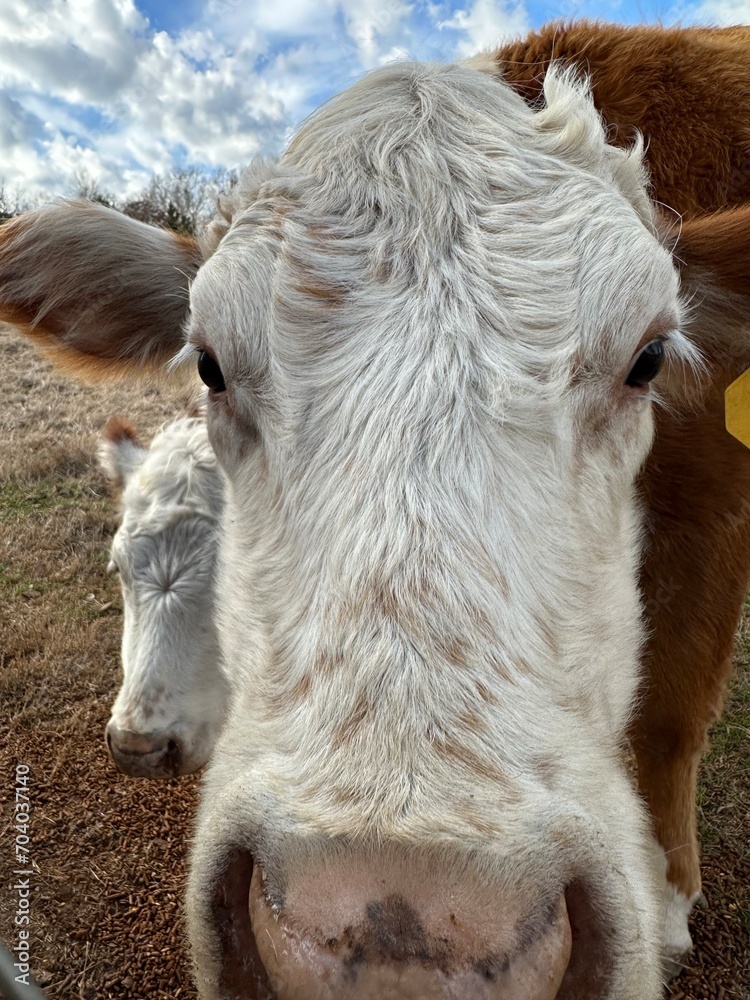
99,414 -> 227,778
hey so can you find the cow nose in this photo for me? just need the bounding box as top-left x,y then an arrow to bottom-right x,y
222,850 -> 574,1000
105,722 -> 182,778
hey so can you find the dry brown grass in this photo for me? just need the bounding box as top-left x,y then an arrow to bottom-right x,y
0,324 -> 200,999
0,322 -> 747,999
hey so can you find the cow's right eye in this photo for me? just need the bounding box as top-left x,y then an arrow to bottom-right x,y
625,339 -> 665,388
198,351 -> 226,393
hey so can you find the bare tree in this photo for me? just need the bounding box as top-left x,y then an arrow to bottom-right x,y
70,168 -> 117,209
122,166 -> 237,235
0,182 -> 32,220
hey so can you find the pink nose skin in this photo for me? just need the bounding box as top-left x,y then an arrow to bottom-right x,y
245,852 -> 572,1000
105,723 -> 182,778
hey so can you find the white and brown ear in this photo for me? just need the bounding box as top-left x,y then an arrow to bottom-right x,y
673,205 -> 750,377
98,417 -> 147,488
0,200 -> 202,380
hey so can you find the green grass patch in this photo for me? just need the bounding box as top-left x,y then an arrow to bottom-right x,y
0,477 -> 107,523
0,560 -> 54,599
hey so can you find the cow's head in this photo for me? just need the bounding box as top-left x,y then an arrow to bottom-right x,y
99,415 -> 227,778
1,60 -> 749,1000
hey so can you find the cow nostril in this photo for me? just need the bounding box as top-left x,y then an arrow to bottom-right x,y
557,881 -> 614,1000
165,739 -> 181,768
211,851 -> 272,998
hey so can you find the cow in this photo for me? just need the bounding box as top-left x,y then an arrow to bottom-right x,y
98,413 -> 227,778
0,20 -> 748,1000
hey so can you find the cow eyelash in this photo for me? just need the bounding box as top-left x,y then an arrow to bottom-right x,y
169,339 -> 207,373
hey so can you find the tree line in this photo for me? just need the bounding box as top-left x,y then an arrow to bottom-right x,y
0,165 -> 237,235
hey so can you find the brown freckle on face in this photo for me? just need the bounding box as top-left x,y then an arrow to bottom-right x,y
531,610 -> 560,657
332,784 -> 359,807
333,694 -> 372,747
294,278 -> 347,306
462,810 -> 503,837
470,608 -> 496,643
475,680 -> 499,705
488,653 -> 515,684
141,704 -> 154,722
458,709 -> 485,735
372,583 -> 404,625
435,634 -> 469,667
286,248 -> 347,308
313,646 -> 345,678
533,753 -> 559,788
288,672 -> 313,703
434,737 -> 514,793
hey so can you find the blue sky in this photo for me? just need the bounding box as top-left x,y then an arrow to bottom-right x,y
0,0 -> 747,201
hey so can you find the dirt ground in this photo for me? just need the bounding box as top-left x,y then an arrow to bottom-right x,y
0,322 -> 748,999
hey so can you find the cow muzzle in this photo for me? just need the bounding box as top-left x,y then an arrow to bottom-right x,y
105,722 -> 183,778
209,849 -> 614,1000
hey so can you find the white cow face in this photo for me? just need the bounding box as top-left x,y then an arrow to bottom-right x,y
100,417 -> 227,778
184,65 -> 696,999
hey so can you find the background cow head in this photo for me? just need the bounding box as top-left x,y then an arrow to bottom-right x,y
99,414 -> 227,778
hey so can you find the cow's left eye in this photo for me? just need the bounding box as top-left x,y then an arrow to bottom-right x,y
625,339 -> 665,388
198,350 -> 226,393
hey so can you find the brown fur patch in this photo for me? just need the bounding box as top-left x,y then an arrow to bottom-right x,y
103,416 -> 139,445
488,652 -> 517,684
333,694 -> 372,747
532,753 -> 559,789
497,23 -> 750,219
294,278 -> 347,306
434,634 -> 470,667
458,709 -> 486,735
288,672 -> 314,703
431,732 -> 514,793
676,206 -> 750,298
474,680 -> 499,705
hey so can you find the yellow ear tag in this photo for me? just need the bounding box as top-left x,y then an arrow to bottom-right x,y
725,368 -> 750,449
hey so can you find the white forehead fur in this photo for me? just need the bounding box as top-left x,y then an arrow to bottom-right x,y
201,61 -> 654,258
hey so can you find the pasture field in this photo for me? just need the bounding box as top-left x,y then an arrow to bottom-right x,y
0,321 -> 748,999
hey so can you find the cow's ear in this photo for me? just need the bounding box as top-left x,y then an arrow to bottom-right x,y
98,417 -> 147,488
0,201 -> 202,380
674,206 -> 750,373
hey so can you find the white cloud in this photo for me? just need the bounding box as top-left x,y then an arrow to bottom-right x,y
0,0 -> 537,202
668,0 -> 750,22
443,0 -> 529,57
